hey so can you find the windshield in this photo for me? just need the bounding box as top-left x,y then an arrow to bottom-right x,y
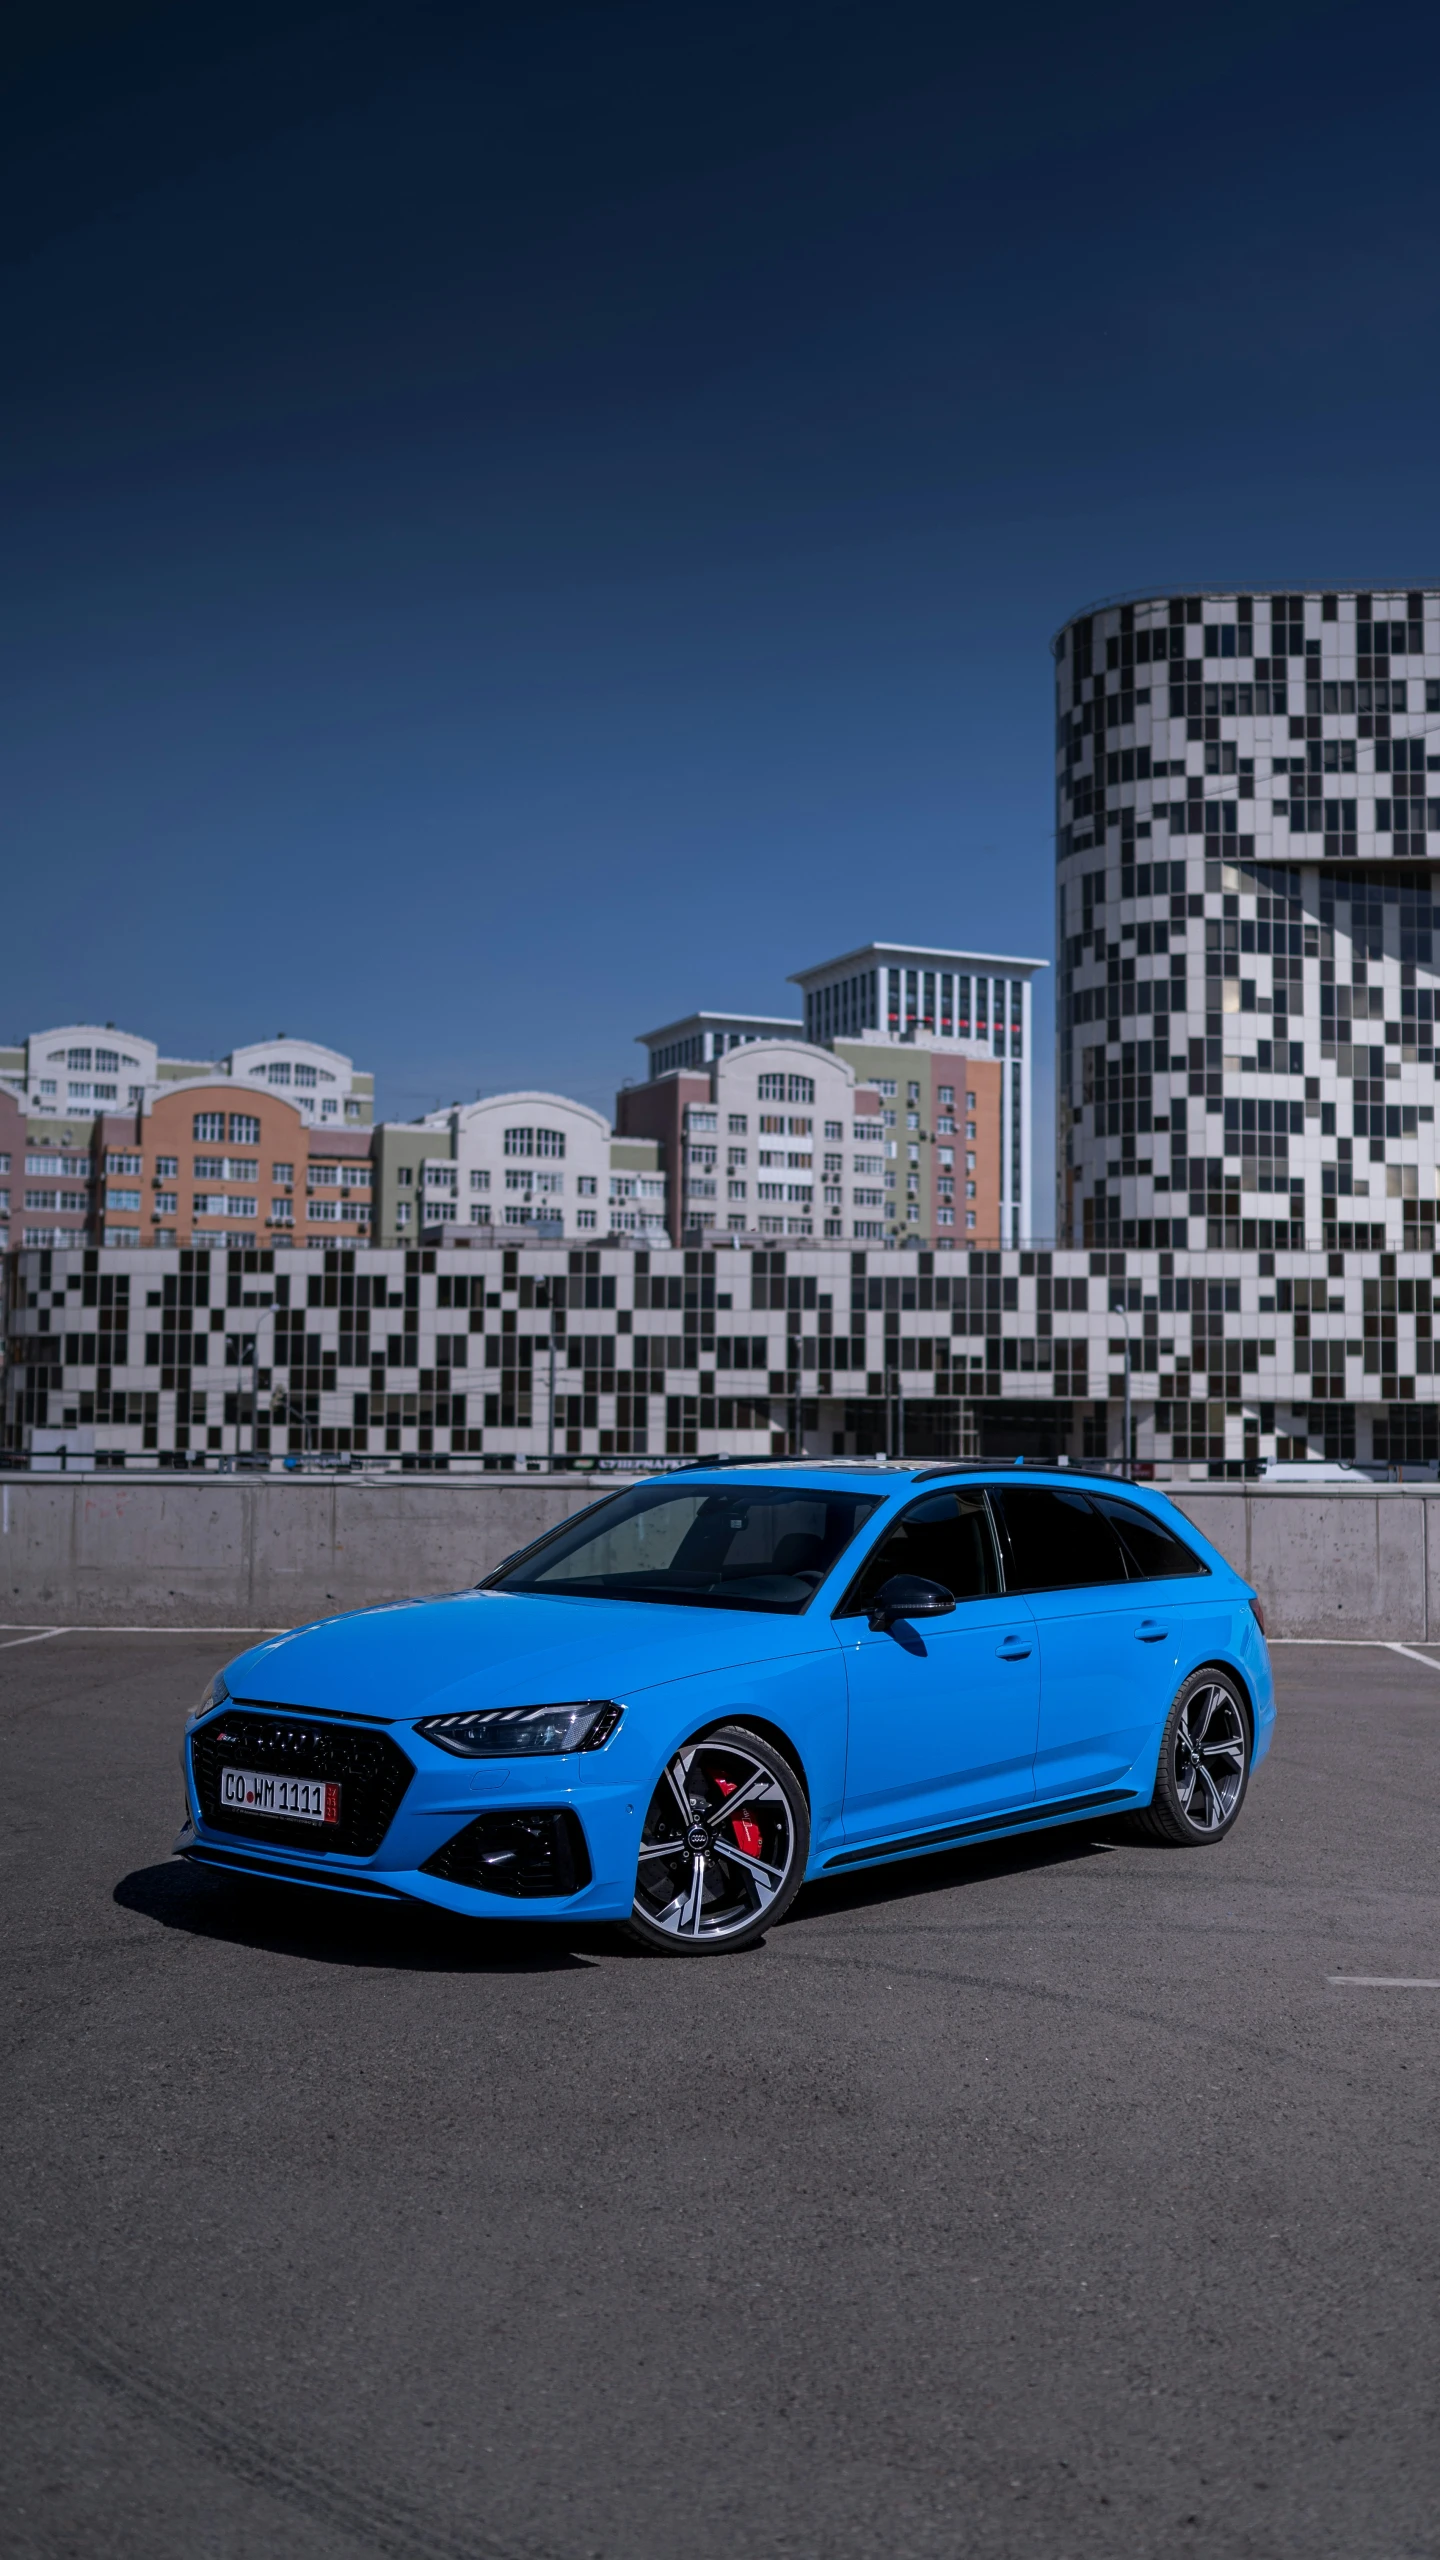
490,1481 -> 883,1613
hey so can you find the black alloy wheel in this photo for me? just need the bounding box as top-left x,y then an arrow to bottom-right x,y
625,1725 -> 809,1955
1134,1668 -> 1251,1845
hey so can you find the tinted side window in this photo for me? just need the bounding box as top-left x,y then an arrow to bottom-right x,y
1092,1496 -> 1209,1580
990,1487 -> 1129,1592
839,1491 -> 1001,1615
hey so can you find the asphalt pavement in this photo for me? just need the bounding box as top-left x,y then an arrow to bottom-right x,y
2,1628 -> 1438,2560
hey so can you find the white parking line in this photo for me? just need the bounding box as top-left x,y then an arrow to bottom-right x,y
1272,1640 -> 1440,1666
1327,1976 -> 1440,1988
0,1628 -> 65,1650
0,1624 -> 280,1636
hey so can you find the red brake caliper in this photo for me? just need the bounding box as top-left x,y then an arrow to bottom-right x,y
713,1772 -> 762,1860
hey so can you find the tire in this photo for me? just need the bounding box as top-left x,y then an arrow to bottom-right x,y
1132,1668 -> 1251,1846
623,1725 -> 810,1956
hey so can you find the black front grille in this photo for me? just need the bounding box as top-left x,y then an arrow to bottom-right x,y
191,1711 -> 414,1856
422,1808 -> 592,1898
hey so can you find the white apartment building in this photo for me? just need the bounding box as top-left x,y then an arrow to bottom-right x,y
679,1041 -> 884,1242
407,1092 -> 667,1246
223,1038 -> 373,1127
0,1024 -> 165,1118
0,1024 -> 372,1128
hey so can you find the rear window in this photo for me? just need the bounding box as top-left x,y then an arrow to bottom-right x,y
1091,1496 -> 1209,1580
989,1486 -> 1129,1592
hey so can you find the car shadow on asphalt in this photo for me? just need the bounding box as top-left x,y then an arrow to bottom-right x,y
113,1858 -> 613,1971
116,1820 -> 1135,1973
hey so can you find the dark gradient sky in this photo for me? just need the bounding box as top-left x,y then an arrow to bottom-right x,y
7,1 -> 1440,1186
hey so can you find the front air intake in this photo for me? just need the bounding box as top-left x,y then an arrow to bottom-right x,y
421,1808 -> 592,1898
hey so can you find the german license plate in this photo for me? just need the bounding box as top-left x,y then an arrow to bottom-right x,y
219,1767 -> 339,1826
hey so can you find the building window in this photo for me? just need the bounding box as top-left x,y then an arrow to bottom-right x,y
576,1209 -> 597,1229
728,1113 -> 748,1135
272,1161 -> 293,1185
193,1113 -> 225,1142
577,1175 -> 597,1195
504,1125 -> 566,1158
396,1201 -> 411,1226
106,1187 -> 141,1210
154,1191 -> 177,1214
270,1199 -> 293,1225
469,1203 -> 491,1225
469,1168 -> 491,1190
396,1164 -> 413,1184
294,1064 -> 317,1088
229,1114 -> 260,1143
156,1156 -> 178,1179
686,1108 -> 717,1132
105,1152 -> 142,1175
267,1062 -> 292,1085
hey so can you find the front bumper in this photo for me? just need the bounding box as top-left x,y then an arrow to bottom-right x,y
181,1703 -> 642,1921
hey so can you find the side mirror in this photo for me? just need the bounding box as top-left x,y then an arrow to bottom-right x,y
867,1573 -> 956,1633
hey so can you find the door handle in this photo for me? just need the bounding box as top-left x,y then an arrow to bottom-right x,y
1135,1619 -> 1168,1642
995,1637 -> 1032,1660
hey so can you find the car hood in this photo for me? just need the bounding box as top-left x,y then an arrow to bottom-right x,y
221,1588 -> 825,1719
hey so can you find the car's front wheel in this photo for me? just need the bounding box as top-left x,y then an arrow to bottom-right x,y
624,1725 -> 809,1955
1134,1668 -> 1251,1845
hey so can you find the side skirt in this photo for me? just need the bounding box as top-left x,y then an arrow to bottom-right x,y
820,1787 -> 1139,1873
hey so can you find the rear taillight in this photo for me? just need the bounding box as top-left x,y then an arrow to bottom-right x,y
1249,1597 -> 1267,1638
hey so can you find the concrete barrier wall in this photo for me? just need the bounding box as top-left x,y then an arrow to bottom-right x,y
0,1474 -> 1432,1641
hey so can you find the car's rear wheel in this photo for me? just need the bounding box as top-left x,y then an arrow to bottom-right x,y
1133,1668 -> 1250,1845
624,1725 -> 809,1955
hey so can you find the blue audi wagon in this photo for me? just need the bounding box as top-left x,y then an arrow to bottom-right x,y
179,1463 -> 1274,1955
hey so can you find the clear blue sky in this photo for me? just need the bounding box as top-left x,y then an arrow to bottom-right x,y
6,0 -> 1440,1199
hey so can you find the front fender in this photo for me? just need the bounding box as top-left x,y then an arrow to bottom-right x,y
627,1633 -> 849,1863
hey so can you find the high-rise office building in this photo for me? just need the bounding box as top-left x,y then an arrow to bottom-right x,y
1055,589 -> 1440,1256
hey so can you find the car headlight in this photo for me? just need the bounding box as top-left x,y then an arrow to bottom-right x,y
415,1701 -> 623,1757
187,1672 -> 229,1728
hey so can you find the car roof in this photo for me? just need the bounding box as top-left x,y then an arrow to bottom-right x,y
664,1460 -> 1173,1504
